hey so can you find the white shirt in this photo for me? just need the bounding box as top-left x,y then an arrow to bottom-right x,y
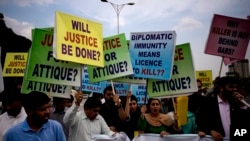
0,107 -> 27,141
63,104 -> 115,141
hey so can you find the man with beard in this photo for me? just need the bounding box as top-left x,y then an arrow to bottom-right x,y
0,89 -> 26,141
4,91 -> 66,141
99,86 -> 126,132
196,76 -> 250,141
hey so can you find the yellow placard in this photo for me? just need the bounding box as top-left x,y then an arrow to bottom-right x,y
55,11 -> 104,67
195,70 -> 213,88
176,96 -> 188,127
3,53 -> 28,77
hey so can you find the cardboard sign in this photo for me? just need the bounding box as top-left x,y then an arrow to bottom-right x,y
205,14 -> 250,59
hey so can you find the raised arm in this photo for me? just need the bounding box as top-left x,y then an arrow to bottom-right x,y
63,91 -> 83,126
137,105 -> 147,131
113,94 -> 127,121
125,91 -> 132,118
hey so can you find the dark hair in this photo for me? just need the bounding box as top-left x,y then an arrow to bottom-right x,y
84,97 -> 102,109
69,94 -> 74,103
146,98 -> 160,113
213,76 -> 240,94
103,85 -> 116,95
197,79 -> 202,85
92,92 -> 103,99
23,91 -> 51,110
53,97 -> 65,105
218,76 -> 240,87
1,88 -> 22,106
130,95 -> 138,103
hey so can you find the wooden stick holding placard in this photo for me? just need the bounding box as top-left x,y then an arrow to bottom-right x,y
110,80 -> 118,105
172,97 -> 177,113
128,84 -> 132,103
110,80 -> 116,95
79,65 -> 83,92
218,57 -> 224,77
49,84 -> 52,98
76,64 -> 84,102
171,96 -> 179,128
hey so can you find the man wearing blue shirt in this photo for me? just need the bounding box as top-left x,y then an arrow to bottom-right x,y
4,91 -> 66,141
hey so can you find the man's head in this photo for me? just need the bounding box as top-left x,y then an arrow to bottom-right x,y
1,89 -> 23,117
92,92 -> 103,100
217,76 -> 240,100
103,86 -> 115,106
84,97 -> 102,120
53,97 -> 68,112
23,91 -> 51,124
196,79 -> 203,94
64,94 -> 74,108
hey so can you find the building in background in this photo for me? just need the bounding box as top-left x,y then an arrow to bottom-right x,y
227,59 -> 249,78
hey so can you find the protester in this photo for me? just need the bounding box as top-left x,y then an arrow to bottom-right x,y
99,86 -> 126,132
205,76 -> 220,98
91,92 -> 103,101
123,91 -> 141,140
4,91 -> 66,141
50,97 -> 70,140
64,94 -> 74,112
0,89 -> 27,141
196,76 -> 250,141
138,98 -> 181,137
188,79 -> 206,115
160,97 -> 174,114
163,97 -> 198,134
63,91 -> 120,141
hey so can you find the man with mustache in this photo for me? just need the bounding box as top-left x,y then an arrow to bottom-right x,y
99,86 -> 126,132
4,91 -> 66,141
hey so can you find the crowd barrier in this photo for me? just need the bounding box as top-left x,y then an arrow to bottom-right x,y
132,134 -> 229,141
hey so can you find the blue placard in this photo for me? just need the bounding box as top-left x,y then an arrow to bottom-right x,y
129,31 -> 176,80
101,81 -> 130,96
131,84 -> 148,105
82,66 -> 105,93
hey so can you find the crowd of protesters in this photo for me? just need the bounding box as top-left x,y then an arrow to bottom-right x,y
0,76 -> 250,141
1,12 -> 250,141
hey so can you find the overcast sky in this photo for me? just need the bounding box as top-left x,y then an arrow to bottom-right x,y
1,0 -> 250,80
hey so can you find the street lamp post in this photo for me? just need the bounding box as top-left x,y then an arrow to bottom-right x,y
101,0 -> 135,34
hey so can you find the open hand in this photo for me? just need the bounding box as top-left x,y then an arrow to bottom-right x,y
211,130 -> 223,141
